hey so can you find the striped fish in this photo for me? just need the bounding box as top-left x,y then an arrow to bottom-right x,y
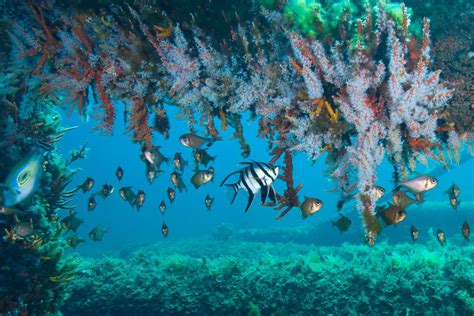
220,161 -> 279,212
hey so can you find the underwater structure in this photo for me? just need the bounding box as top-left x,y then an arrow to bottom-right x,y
0,0 -> 472,314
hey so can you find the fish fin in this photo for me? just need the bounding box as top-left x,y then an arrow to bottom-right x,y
244,191 -> 255,213
225,184 -> 239,204
191,176 -> 201,189
220,170 -> 241,186
238,161 -> 253,165
268,185 -> 276,203
37,139 -> 55,152
261,186 -> 269,204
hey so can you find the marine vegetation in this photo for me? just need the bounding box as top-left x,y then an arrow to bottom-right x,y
0,103 -> 81,314
0,0 -> 472,313
63,239 -> 474,315
1,0 -> 470,248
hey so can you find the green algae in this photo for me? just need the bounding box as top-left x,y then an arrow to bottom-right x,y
64,239 -> 474,315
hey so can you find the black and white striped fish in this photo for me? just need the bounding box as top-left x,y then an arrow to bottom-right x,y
220,161 -> 279,212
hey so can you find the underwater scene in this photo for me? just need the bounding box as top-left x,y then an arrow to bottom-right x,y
0,0 -> 473,315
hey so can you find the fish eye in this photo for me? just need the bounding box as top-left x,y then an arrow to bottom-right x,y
17,170 -> 32,186
430,178 -> 437,184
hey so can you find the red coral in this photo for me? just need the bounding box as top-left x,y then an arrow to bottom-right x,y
127,97 -> 153,149
269,148 -> 303,220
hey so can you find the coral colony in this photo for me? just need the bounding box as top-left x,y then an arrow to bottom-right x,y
0,0 -> 472,314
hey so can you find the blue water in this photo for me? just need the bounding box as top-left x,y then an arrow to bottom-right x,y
58,106 -> 474,257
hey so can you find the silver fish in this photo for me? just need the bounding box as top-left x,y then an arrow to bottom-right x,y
397,175 -> 438,193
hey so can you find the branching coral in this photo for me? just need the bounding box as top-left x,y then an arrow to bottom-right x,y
1,0 -> 468,247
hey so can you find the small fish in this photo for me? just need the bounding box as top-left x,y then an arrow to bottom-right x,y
13,219 -> 35,238
332,214 -> 351,233
68,142 -> 88,165
136,190 -> 146,211
119,187 -> 136,206
436,229 -> 445,246
179,133 -> 214,149
89,226 -> 108,242
95,184 -> 114,199
1,141 -> 52,207
462,220 -> 470,240
159,200 -> 166,214
78,177 -> 95,193
377,204 -> 407,226
0,206 -> 24,216
371,185 -> 385,200
300,197 -> 323,219
446,184 -> 460,198
67,235 -> 85,248
161,222 -> 169,238
116,166 -> 124,181
141,146 -> 169,169
221,161 -> 279,213
61,213 -> 84,233
173,153 -> 188,172
449,196 -> 460,210
397,175 -> 438,193
191,167 -> 215,189
167,187 -> 176,204
170,172 -> 187,192
410,225 -> 419,241
363,209 -> 382,247
446,184 -> 461,210
146,164 -> 159,184
87,196 -> 97,211
392,191 -> 417,209
204,194 -> 214,211
415,192 -> 424,203
193,149 -> 215,167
